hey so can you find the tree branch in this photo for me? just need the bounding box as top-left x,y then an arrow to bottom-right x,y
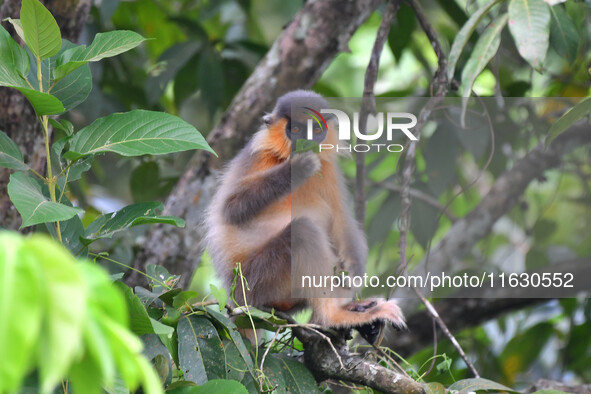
355,0 -> 401,224
290,326 -> 425,394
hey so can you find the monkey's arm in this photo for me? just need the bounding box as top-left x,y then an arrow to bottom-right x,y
224,152 -> 320,225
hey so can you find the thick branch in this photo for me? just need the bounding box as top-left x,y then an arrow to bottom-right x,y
130,0 -> 383,288
292,327 -> 425,394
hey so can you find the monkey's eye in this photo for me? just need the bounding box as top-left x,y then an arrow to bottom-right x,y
292,126 -> 300,133
313,126 -> 322,134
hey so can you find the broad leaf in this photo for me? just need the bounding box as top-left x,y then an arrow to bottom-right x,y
29,237 -> 87,392
448,378 -> 518,393
20,0 -> 62,59
54,31 -> 147,81
0,62 -> 29,88
50,63 -> 92,111
549,5 -> 578,64
82,202 -> 185,244
15,87 -> 65,115
66,110 -> 215,159
461,14 -> 508,98
0,233 -> 43,393
0,130 -> 28,170
387,4 -> 416,62
180,315 -> 226,382
273,354 -> 320,394
145,41 -> 201,104
0,25 -> 29,76
447,0 -> 501,82
7,172 -> 82,227
547,97 -> 591,144
0,60 -> 65,115
508,0 -> 551,71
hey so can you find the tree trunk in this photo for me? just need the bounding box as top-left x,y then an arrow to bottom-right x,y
128,0 -> 383,288
0,0 -> 90,230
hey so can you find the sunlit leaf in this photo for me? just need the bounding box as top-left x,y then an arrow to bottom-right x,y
54,31 -> 147,81
65,110 -> 216,159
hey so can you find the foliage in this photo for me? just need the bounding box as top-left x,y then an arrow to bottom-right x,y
0,232 -> 161,394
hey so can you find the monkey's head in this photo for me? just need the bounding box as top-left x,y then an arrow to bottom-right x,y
261,90 -> 336,159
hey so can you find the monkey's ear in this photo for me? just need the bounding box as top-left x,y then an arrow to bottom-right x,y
262,114 -> 273,125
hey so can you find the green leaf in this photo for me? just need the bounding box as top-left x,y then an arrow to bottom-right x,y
49,118 -> 74,135
273,354 -> 320,394
295,139 -> 320,154
0,233 -> 43,393
209,284 -> 227,312
28,235 -> 87,392
387,4 -> 416,62
20,0 -> 62,59
114,282 -> 155,336
508,0 -> 551,71
7,172 -> 83,227
0,130 -> 28,170
549,5 -> 579,64
15,87 -> 65,115
178,315 -> 225,384
222,338 -> 247,382
82,201 -> 185,244
447,0 -> 501,82
0,62 -> 30,88
54,31 -> 147,81
145,42 -> 201,104
461,14 -> 508,98
448,378 -> 518,393
547,97 -> 591,144
50,62 -> 92,111
172,291 -> 200,309
195,380 -> 248,394
200,306 -> 254,374
499,322 -> 554,381
0,24 -> 29,76
65,110 -> 216,159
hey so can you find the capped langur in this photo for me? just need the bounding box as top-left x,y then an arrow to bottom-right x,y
205,90 -> 405,340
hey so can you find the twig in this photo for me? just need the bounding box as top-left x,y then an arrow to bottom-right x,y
259,328 -> 282,384
412,287 -> 480,378
377,0 -> 449,348
355,0 -> 402,224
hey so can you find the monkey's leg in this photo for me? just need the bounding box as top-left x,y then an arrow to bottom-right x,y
310,297 -> 405,328
235,220 -> 303,309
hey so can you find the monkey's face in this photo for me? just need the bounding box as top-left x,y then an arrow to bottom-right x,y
285,116 -> 327,150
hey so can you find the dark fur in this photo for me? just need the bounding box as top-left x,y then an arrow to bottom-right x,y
224,152 -> 319,226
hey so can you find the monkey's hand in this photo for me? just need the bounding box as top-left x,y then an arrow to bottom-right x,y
290,151 -> 321,188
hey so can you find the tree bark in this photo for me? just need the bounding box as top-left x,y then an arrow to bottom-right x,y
0,0 -> 91,230
129,0 -> 383,288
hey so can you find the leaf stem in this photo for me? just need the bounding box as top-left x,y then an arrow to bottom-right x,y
37,55 -> 62,243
